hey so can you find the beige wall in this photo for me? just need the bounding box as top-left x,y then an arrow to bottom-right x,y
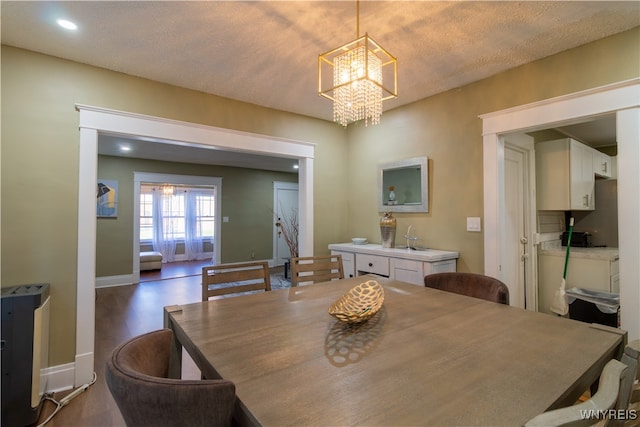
97,155 -> 298,277
345,27 -> 639,272
1,27 -> 638,366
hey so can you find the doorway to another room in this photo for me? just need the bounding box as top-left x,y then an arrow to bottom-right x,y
481,79 -> 639,339
273,181 -> 299,270
133,173 -> 222,284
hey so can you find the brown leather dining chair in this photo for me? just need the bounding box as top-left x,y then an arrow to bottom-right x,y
202,261 -> 271,301
105,329 -> 236,427
423,272 -> 510,305
290,255 -> 344,287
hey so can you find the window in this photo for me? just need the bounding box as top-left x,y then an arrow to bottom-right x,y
140,192 -> 154,241
140,185 -> 216,242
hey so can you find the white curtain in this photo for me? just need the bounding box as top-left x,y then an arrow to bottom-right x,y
151,187 -> 176,263
184,190 -> 206,260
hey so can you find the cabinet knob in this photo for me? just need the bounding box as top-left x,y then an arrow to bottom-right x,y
368,262 -> 373,267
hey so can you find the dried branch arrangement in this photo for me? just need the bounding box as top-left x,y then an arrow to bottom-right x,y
275,207 -> 298,258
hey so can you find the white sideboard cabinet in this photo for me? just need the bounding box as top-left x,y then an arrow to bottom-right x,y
329,243 -> 459,286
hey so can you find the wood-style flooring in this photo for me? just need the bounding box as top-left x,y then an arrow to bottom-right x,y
37,261 -> 286,426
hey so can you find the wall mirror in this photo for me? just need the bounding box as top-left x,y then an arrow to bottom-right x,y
378,156 -> 429,213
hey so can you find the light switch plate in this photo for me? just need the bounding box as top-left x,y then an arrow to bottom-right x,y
467,217 -> 481,232
223,216 -> 229,223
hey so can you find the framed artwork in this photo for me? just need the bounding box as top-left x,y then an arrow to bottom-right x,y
97,179 -> 118,218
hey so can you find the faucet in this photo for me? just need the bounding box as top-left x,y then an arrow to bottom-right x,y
404,225 -> 418,251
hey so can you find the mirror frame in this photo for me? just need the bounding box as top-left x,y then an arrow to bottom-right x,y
378,156 -> 429,213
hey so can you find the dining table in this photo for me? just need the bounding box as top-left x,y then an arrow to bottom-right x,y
163,275 -> 626,426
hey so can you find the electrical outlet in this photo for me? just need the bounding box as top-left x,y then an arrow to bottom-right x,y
251,251 -> 255,259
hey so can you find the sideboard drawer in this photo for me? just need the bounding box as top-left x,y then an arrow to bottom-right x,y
424,259 -> 457,276
356,254 -> 389,277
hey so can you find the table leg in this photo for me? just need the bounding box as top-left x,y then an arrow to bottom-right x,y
284,260 -> 290,279
163,305 -> 183,379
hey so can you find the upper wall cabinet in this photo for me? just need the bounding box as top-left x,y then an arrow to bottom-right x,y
593,150 -> 613,178
536,138 -> 595,211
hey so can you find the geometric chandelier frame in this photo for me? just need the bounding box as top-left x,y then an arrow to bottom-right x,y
318,0 -> 398,127
318,33 -> 397,126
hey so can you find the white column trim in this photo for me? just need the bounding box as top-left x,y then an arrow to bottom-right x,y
75,105 -> 315,386
617,107 -> 640,340
75,127 -> 97,386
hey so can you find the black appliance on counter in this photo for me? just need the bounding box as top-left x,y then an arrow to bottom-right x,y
562,231 -> 593,247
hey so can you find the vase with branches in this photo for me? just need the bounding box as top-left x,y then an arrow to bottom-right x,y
274,207 -> 298,258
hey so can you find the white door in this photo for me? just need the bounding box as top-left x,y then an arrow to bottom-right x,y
503,134 -> 536,309
273,182 -> 299,266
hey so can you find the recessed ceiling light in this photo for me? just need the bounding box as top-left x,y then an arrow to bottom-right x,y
293,164 -> 299,170
119,145 -> 132,152
56,19 -> 78,31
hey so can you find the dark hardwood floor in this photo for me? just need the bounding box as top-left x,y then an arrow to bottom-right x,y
37,261 -> 287,426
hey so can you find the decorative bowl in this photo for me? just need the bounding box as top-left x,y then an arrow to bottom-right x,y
352,237 -> 368,245
328,280 -> 385,324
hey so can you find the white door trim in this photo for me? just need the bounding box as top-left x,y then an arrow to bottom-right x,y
76,104 -> 315,386
480,78 -> 640,339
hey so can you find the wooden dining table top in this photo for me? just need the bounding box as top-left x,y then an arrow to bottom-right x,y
164,275 -> 626,427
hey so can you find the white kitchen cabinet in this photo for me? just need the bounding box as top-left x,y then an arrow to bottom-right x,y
537,247 -> 619,315
536,138 -> 595,211
329,243 -> 459,286
593,150 -> 613,178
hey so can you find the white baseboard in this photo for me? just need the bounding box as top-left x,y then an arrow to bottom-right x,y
42,362 -> 76,393
96,274 -> 136,288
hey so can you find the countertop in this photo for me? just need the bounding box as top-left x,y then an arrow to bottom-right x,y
538,246 -> 619,261
329,243 -> 459,262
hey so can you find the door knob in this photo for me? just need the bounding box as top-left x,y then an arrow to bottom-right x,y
520,237 -> 528,244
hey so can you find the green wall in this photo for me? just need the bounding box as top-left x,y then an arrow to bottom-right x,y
97,155 -> 298,277
1,45 -> 347,365
1,27 -> 638,367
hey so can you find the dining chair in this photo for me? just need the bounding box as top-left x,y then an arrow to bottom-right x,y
524,358 -> 633,427
620,339 -> 640,427
105,329 -> 236,427
202,261 -> 271,301
423,272 -> 510,305
290,255 -> 344,287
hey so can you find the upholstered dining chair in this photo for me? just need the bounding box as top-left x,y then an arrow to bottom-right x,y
202,261 -> 271,301
291,255 -> 344,287
524,358 -> 633,427
620,339 -> 640,427
105,329 -> 236,427
423,272 -> 510,305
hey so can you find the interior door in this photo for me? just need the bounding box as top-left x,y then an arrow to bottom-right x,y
503,134 -> 536,309
273,182 -> 299,266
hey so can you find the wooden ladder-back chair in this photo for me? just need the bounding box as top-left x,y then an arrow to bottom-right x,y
202,261 -> 271,301
291,255 -> 344,287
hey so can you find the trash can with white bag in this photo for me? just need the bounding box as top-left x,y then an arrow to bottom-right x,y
566,287 -> 620,328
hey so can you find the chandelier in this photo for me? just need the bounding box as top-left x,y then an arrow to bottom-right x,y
318,1 -> 397,127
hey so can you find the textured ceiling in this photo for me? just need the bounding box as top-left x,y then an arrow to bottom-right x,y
2,1 -> 636,170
